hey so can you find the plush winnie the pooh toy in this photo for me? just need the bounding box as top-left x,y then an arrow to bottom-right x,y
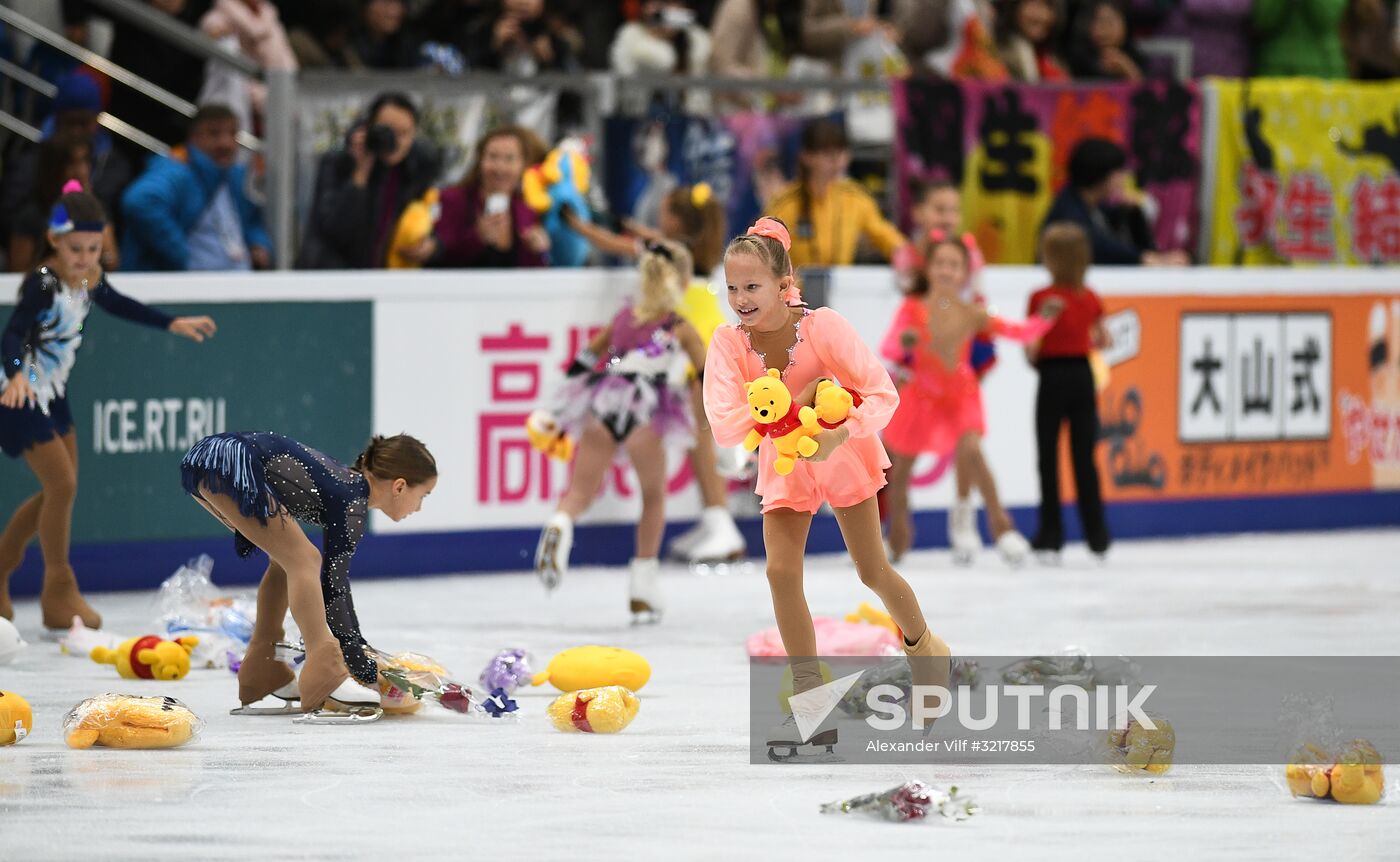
812,379 -> 863,430
64,694 -> 202,749
547,685 -> 640,734
0,691 -> 32,745
91,634 -> 199,681
743,369 -> 822,476
1287,740 -> 1385,804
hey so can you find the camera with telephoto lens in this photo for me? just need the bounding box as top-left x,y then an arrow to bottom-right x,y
364,123 -> 398,158
649,6 -> 694,28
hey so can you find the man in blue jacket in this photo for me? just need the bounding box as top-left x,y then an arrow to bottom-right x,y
120,104 -> 272,271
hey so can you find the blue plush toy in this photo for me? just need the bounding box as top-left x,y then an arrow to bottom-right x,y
522,140 -> 592,267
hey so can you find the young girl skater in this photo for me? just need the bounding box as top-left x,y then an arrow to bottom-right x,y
881,238 -> 1056,566
565,184 -> 747,565
0,184 -> 216,630
1027,222 -> 1112,559
533,241 -> 708,621
703,217 -> 949,757
180,432 -> 437,716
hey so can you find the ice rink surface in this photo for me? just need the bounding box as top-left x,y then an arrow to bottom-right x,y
3,529 -> 1400,861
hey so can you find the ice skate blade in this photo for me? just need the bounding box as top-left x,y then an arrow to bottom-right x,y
767,745 -> 842,764
230,699 -> 301,717
536,529 -> 562,591
629,603 -> 662,625
952,550 -> 975,567
1035,550 -> 1063,566
293,706 -> 383,725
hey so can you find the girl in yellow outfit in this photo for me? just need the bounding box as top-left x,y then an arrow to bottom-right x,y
564,184 -> 747,563
766,119 -> 908,267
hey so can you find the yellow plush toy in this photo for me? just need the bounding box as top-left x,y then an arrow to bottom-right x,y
0,691 -> 33,745
1287,740 -> 1386,804
1106,715 -> 1175,774
386,187 -> 440,269
525,409 -> 575,462
547,686 -> 640,734
91,634 -> 199,681
531,646 -> 651,693
845,602 -> 901,639
743,369 -> 822,476
63,694 -> 202,749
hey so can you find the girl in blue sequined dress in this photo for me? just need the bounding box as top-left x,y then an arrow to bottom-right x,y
0,186 -> 216,630
181,431 -> 437,714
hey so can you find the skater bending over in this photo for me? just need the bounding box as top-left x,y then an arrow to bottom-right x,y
181,432 -> 436,714
533,241 -> 707,621
881,237 -> 1058,566
1,183 -> 216,629
703,217 -> 950,759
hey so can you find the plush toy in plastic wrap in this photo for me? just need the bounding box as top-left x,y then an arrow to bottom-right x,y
1,691 -> 33,745
1105,713 -> 1175,775
743,369 -> 821,476
522,139 -> 592,267
479,648 -> 535,694
547,685 -> 640,733
820,780 -> 979,823
1287,740 -> 1386,804
530,646 -> 651,693
63,694 -> 203,749
525,409 -> 575,462
155,554 -> 256,670
374,649 -> 518,719
91,634 -> 200,681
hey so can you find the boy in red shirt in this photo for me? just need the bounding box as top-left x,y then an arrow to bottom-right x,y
1026,222 -> 1112,559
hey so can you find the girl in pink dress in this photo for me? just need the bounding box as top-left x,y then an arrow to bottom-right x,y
703,217 -> 950,758
881,238 -> 1057,567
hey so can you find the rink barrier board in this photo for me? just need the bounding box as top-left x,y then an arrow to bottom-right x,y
2,268 -> 1397,597
6,489 -> 1398,597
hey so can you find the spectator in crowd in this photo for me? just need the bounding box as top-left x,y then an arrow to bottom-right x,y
708,0 -> 805,111
798,0 -> 952,72
552,0 -> 625,69
610,1 -> 713,114
1251,0 -> 1348,78
198,0 -> 299,133
405,126 -> 550,268
1343,0 -> 1400,78
17,0 -> 93,119
1040,137 -> 1188,266
298,92 -> 441,269
766,118 -> 908,267
1126,0 -> 1251,78
108,0 -> 211,148
462,0 -> 582,74
1067,0 -> 1145,80
993,0 -> 1069,82
119,104 -> 272,271
0,73 -> 135,248
8,135 -> 120,273
351,0 -> 423,69
287,0 -> 364,68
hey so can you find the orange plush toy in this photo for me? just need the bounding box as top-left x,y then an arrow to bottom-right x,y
1287,740 -> 1386,804
91,635 -> 199,681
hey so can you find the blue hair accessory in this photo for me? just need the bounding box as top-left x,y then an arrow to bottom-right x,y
49,202 -> 104,235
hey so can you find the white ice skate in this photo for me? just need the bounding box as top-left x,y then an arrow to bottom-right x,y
995,530 -> 1032,568
294,678 -> 384,725
949,499 -> 981,566
229,679 -> 302,716
766,713 -> 840,763
535,512 -> 573,592
666,520 -> 706,561
686,507 -> 746,564
628,557 -> 664,624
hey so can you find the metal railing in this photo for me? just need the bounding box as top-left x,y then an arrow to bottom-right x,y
0,2 -> 262,154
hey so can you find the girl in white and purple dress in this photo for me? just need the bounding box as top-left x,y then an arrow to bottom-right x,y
531,241 -> 707,621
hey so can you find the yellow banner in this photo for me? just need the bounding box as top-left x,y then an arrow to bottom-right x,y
1209,79 -> 1400,266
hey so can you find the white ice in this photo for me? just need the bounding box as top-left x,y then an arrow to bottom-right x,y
3,530 -> 1400,860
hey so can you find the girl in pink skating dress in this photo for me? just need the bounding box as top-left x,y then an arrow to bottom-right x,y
881,238 -> 1057,567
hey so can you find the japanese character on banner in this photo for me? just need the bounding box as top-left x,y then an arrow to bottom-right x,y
1274,172 -> 1336,262
478,323 -> 554,505
1178,315 -> 1231,442
1235,163 -> 1280,248
1351,174 -> 1400,264
977,88 -> 1039,195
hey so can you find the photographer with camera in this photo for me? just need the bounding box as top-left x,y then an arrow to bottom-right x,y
297,92 -> 442,269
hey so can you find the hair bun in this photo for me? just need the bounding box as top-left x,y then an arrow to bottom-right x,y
61,179 -> 84,195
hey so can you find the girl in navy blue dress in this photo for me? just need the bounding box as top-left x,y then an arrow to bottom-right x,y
181,432 -> 437,714
0,186 -> 216,630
